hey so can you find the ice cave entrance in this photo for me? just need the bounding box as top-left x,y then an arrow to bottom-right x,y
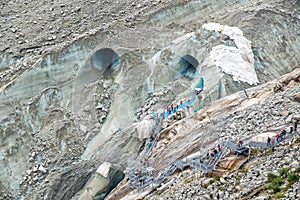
179,55 -> 199,79
92,48 -> 121,73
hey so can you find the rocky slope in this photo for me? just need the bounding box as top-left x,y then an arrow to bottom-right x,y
106,68 -> 300,200
146,140 -> 300,200
0,0 -> 300,200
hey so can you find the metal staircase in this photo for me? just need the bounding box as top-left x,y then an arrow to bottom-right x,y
248,131 -> 298,149
126,131 -> 299,189
125,93 -> 299,189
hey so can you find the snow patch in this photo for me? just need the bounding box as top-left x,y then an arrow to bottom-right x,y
202,23 -> 259,85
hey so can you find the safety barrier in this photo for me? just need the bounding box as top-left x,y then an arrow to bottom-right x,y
126,88 -> 299,190
245,131 -> 299,149
127,130 -> 299,189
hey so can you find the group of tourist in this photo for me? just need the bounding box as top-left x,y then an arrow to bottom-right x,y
159,96 -> 196,119
144,97 -> 197,163
200,144 -> 223,165
267,127 -> 295,147
131,168 -> 145,188
130,158 -> 154,188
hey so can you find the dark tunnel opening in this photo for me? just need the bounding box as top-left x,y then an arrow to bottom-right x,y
92,48 -> 121,73
178,55 -> 199,79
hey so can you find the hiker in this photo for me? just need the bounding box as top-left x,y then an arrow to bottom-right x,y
213,149 -> 219,158
129,179 -> 133,186
206,153 -> 210,161
186,99 -> 192,115
267,137 -> 271,147
167,106 -> 171,115
174,111 -> 180,120
217,144 -> 222,152
279,131 -> 283,140
282,129 -> 286,138
144,158 -> 150,167
199,157 -> 203,164
270,137 -> 275,145
276,133 -> 280,142
238,138 -> 243,147
270,137 -> 275,151
209,152 -> 215,164
171,104 -> 176,114
135,168 -> 142,176
139,177 -> 144,187
289,126 -> 294,134
150,133 -> 155,142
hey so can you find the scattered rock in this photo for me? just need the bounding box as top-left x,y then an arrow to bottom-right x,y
38,165 -> 47,174
80,125 -> 88,133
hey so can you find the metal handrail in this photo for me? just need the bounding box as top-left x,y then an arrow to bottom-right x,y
126,110 -> 299,189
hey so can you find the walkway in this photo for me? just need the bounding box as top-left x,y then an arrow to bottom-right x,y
246,131 -> 298,149
126,115 -> 163,189
187,144 -> 229,173
151,95 -> 196,119
127,129 -> 299,189
183,131 -> 299,175
126,93 -> 200,189
125,92 -> 299,189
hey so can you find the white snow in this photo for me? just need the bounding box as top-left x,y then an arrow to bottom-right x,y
202,23 -> 259,85
96,162 -> 112,178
